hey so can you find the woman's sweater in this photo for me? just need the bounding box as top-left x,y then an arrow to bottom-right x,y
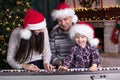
7,27 -> 51,69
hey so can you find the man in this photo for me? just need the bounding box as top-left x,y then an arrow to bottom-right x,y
50,2 -> 78,68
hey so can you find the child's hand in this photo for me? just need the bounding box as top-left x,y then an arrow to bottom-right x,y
58,66 -> 68,72
89,64 -> 97,71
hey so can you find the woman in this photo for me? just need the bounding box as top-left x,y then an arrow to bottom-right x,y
7,9 -> 54,72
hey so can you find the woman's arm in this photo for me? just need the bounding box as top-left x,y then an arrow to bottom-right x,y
7,27 -> 23,69
42,27 -> 52,64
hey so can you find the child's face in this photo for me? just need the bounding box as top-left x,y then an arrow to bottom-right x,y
74,33 -> 88,48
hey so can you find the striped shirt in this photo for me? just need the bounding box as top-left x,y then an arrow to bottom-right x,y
63,44 -> 100,68
50,26 -> 75,67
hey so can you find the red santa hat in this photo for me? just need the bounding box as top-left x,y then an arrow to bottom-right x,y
69,22 -> 99,47
51,2 -> 78,23
20,8 -> 46,40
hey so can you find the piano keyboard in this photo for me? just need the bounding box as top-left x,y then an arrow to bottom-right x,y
1,67 -> 120,73
0,67 -> 120,80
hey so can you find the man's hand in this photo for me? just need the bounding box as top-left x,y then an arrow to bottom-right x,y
58,66 -> 68,72
44,63 -> 55,72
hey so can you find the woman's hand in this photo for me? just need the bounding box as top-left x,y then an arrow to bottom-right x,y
44,63 -> 55,72
58,66 -> 68,72
89,64 -> 97,71
22,63 -> 40,72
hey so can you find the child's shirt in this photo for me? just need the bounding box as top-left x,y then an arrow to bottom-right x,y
63,44 -> 100,68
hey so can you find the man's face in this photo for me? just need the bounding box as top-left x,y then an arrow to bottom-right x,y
57,16 -> 72,31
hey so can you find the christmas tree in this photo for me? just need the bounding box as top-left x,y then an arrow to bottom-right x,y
0,0 -> 30,69
0,0 -> 62,69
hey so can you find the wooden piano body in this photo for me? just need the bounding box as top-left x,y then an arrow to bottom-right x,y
0,67 -> 120,80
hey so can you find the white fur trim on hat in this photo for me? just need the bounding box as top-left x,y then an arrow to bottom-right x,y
20,29 -> 31,40
89,38 -> 99,47
69,24 -> 94,40
69,24 -> 99,47
26,19 -> 46,30
51,8 -> 75,20
72,15 -> 78,23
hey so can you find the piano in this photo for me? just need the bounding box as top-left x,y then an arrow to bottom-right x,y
0,67 -> 120,80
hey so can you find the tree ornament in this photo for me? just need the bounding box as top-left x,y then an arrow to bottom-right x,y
16,1 -> 22,5
6,27 -> 10,31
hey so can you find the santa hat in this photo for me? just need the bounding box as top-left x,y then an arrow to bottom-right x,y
20,9 -> 46,40
69,23 -> 99,47
51,2 -> 78,23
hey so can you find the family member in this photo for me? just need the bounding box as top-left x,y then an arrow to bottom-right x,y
50,2 -> 78,68
7,9 -> 54,72
58,23 -> 100,71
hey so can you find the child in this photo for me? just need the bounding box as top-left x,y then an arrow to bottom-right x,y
58,23 -> 100,71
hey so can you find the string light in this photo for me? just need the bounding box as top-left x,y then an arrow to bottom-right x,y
75,6 -> 120,21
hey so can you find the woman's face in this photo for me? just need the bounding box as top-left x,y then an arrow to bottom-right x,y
74,33 -> 88,48
34,29 -> 44,35
57,16 -> 72,31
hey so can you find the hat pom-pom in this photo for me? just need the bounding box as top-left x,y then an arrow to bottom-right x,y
20,29 -> 31,40
72,15 -> 78,24
89,38 -> 99,47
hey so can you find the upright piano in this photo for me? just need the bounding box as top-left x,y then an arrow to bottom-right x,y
0,67 -> 120,80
